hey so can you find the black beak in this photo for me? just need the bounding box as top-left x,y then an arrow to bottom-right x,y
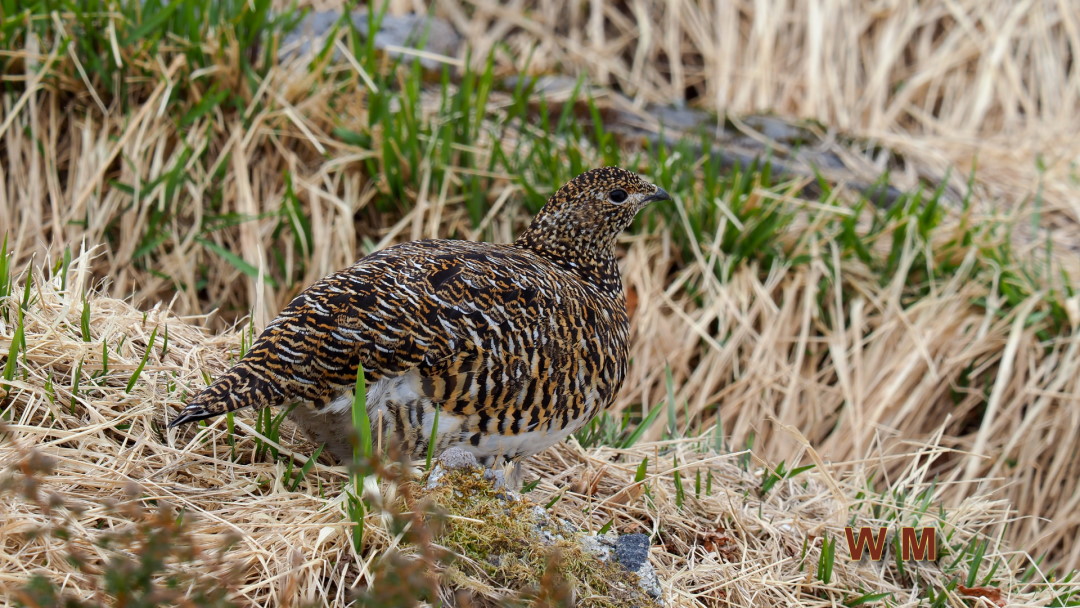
644,187 -> 671,203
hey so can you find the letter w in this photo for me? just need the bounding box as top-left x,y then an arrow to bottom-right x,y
844,527 -> 888,560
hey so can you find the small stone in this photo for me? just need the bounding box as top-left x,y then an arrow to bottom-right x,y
614,533 -> 663,601
614,533 -> 650,571
743,115 -> 812,144
483,467 -> 505,487
483,467 -> 522,500
579,533 -> 616,561
424,446 -> 479,490
532,506 -> 561,545
502,74 -> 584,96
649,104 -> 713,132
281,10 -> 460,69
634,561 -> 663,601
360,12 -> 460,63
439,446 -> 479,470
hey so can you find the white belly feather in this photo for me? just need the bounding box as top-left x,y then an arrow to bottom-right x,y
302,369 -> 596,463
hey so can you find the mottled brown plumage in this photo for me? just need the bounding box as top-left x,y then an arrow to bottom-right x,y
169,167 -> 669,464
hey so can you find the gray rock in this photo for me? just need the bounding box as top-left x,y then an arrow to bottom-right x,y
579,533 -> 616,561
281,11 -> 461,69
794,148 -> 846,170
284,10 -> 339,48
615,534 -> 663,601
743,114 -> 812,143
502,74 -> 586,96
633,561 -> 664,601
424,446 -> 478,490
615,534 -> 650,571
536,525 -> 560,545
483,467 -> 522,500
359,12 -> 460,61
650,104 -> 713,132
532,505 -> 572,545
423,468 -> 446,490
439,446 -> 479,469
581,532 -> 663,603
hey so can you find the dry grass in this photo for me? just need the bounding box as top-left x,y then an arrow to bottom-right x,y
0,261 -> 1072,605
445,0 -> 1080,229
2,0 -> 1080,604
4,0 -> 1080,319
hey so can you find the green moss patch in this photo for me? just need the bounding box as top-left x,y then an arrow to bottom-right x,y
420,467 -> 660,608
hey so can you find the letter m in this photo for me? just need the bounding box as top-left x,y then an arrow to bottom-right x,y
900,527 -> 937,561
844,527 -> 888,560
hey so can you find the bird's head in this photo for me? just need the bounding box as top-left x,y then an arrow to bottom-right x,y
516,167 -> 670,258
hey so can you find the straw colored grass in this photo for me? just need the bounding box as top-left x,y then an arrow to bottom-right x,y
3,0 -> 1080,603
447,0 -> 1080,221
5,0 -> 1080,318
0,260 -> 1071,605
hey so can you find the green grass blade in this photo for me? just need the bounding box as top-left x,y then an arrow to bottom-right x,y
618,400 -> 665,449
196,237 -> 278,287
351,366 -> 371,462
817,535 -> 836,584
347,363 -> 371,551
125,326 -> 158,393
0,233 -> 10,301
123,1 -> 180,45
288,443 -> 325,492
425,405 -> 440,470
634,457 -> 649,483
845,592 -> 893,606
672,457 -> 685,509
2,309 -> 23,383
80,295 -> 92,341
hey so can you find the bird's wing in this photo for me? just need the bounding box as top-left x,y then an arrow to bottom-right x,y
329,245 -> 567,409
169,242 -> 572,425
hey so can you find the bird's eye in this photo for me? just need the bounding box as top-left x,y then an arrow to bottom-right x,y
608,189 -> 628,204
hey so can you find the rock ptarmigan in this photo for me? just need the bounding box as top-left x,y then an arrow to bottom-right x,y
168,167 -> 670,465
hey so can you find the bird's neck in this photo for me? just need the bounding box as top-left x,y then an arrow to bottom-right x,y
515,225 -> 624,298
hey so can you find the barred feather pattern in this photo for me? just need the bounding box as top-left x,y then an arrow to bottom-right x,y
169,167 -> 669,464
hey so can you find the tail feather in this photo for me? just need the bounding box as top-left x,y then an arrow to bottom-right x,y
168,362 -> 282,428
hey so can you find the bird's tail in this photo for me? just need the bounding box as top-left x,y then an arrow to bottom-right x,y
168,362 -> 280,428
